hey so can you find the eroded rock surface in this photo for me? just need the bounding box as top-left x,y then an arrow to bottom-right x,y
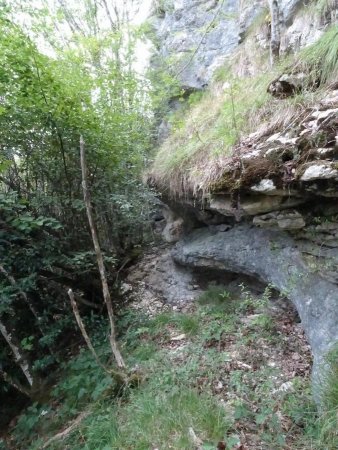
151,0 -> 337,89
126,245 -> 202,307
172,224 -> 338,394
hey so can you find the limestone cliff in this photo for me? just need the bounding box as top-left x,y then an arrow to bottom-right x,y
151,0 -> 337,89
150,0 -> 338,397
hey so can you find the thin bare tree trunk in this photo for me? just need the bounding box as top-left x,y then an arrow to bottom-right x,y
0,369 -> 31,397
67,288 -> 108,373
0,320 -> 34,387
58,0 -> 84,34
79,136 -> 126,370
269,0 -> 281,65
101,0 -> 116,30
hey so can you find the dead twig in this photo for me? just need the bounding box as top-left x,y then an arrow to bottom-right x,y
68,288 -> 109,373
41,410 -> 90,449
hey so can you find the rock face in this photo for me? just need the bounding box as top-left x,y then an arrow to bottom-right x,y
253,209 -> 306,230
153,91 -> 338,397
172,224 -> 338,395
161,205 -> 185,243
150,0 -> 338,403
205,93 -> 338,218
151,0 -> 337,89
151,0 -> 240,89
126,246 -> 202,306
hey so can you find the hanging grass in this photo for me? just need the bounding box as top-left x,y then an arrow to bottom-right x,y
149,25 -> 338,198
294,25 -> 338,87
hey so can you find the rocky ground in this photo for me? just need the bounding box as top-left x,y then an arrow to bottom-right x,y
123,245 -> 313,449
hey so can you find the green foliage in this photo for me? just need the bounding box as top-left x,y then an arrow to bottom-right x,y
52,349 -> 114,410
322,345 -> 338,411
109,388 -> 229,450
14,403 -> 50,442
198,283 -> 237,313
310,0 -> 338,18
0,0 -> 155,413
3,276 -> 330,448
16,292 -> 337,450
11,323 -> 115,447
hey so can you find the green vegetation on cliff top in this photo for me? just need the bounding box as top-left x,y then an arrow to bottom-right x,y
150,26 -> 338,197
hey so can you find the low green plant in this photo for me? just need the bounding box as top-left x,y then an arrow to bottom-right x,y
150,70 -> 273,196
144,311 -> 201,336
321,346 -> 338,411
62,387 -> 230,450
310,0 -> 337,19
198,284 -> 238,313
15,301 -> 338,450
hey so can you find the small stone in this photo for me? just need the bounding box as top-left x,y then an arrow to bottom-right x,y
277,210 -> 306,230
273,381 -> 294,394
120,283 -> 133,294
300,163 -> 338,181
215,381 -> 223,390
251,179 -> 276,193
217,223 -> 231,232
266,133 -> 298,145
171,333 -> 186,341
311,108 -> 338,121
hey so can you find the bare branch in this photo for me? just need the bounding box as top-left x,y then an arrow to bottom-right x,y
101,0 -> 117,31
0,319 -> 34,386
67,288 -> 109,373
79,136 -> 126,370
41,410 -> 90,449
0,369 -> 31,397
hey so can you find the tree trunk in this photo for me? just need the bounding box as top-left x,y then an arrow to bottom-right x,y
79,136 -> 126,370
269,0 -> 281,65
0,319 -> 34,387
0,369 -> 32,398
68,288 -> 108,372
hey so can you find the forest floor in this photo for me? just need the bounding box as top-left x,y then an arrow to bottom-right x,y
3,250 -> 337,449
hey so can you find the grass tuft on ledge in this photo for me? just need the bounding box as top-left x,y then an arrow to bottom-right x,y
150,73 -> 272,197
150,26 -> 338,198
294,25 -> 338,87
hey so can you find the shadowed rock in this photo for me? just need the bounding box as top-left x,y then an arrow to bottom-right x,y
172,223 -> 338,400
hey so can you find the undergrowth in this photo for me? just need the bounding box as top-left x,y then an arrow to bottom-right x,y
7,284 -> 338,450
